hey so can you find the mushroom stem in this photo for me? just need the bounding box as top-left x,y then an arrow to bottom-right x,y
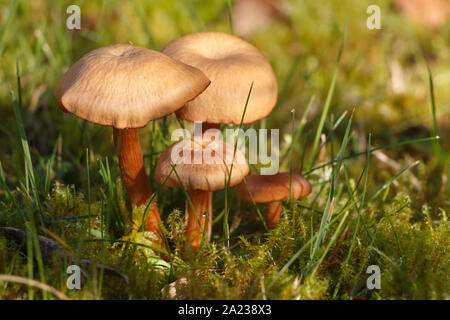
201,123 -> 220,134
185,190 -> 212,252
266,201 -> 282,229
114,128 -> 152,205
113,128 -> 163,237
182,121 -> 218,253
199,122 -> 220,247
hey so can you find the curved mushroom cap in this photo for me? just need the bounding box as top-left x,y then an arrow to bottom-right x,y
237,172 -> 311,203
154,137 -> 249,191
163,32 -> 278,125
55,44 -> 210,129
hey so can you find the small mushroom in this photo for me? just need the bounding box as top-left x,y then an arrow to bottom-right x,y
237,173 -> 311,229
55,44 -> 210,248
154,137 -> 249,253
163,32 -> 278,133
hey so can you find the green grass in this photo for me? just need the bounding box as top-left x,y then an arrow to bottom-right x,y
0,0 -> 449,300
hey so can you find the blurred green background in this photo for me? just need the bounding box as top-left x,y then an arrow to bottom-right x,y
0,0 -> 448,150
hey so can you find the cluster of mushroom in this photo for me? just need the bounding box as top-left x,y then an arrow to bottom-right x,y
55,32 -> 312,256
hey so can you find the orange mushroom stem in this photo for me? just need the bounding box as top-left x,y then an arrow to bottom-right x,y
114,128 -> 152,206
201,123 -> 220,134
266,201 -> 283,229
185,190 -> 213,252
113,128 -> 164,250
186,122 -> 220,251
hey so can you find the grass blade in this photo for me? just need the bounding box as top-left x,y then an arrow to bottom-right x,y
305,136 -> 440,175
311,110 -> 354,261
223,82 -> 253,247
227,0 -> 234,34
11,90 -> 43,223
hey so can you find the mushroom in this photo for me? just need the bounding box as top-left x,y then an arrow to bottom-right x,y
162,32 -> 278,133
154,136 -> 249,252
162,33 -> 277,239
55,44 -> 210,248
237,173 -> 311,229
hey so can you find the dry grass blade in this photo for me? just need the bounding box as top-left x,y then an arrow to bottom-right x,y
0,274 -> 70,300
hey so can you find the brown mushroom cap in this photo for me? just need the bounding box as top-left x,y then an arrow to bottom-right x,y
162,32 -> 278,125
237,172 -> 311,203
154,137 -> 249,191
55,44 -> 210,129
